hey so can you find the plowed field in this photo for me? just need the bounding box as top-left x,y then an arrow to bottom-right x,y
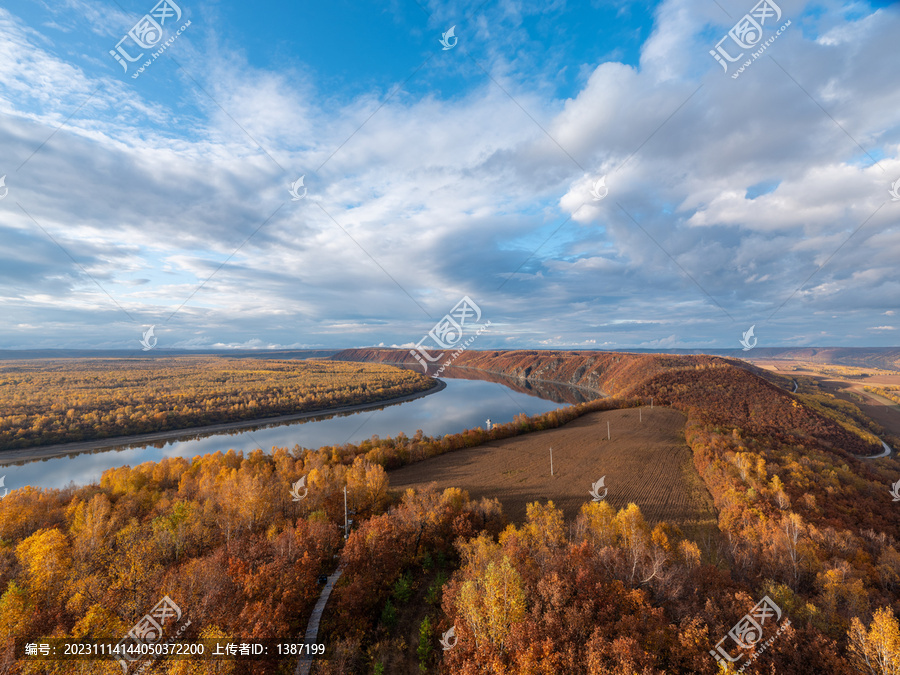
389,406 -> 717,533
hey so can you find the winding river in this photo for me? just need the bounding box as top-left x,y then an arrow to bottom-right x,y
0,368 -> 591,492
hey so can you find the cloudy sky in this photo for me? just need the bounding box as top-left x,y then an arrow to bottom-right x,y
0,0 -> 898,352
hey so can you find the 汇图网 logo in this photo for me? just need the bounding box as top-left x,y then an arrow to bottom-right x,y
140,326 -> 158,351
439,26 -> 458,50
710,595 -> 790,671
109,0 -> 191,80
290,476 -> 308,501
739,325 -> 757,351
289,176 -> 307,200
409,296 -> 490,374
709,0 -> 790,79
589,476 -> 608,501
439,625 -> 458,650
590,176 -> 608,201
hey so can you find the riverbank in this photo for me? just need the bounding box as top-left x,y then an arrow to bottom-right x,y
0,379 -> 446,466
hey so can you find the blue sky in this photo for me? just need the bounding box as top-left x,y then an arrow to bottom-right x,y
0,0 -> 898,352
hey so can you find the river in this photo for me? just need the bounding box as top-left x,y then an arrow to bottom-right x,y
0,368 -> 592,492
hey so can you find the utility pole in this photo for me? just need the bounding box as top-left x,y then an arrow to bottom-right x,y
639,407 -> 642,422
550,447 -> 553,477
651,397 -> 653,408
343,486 -> 348,540
607,421 -> 610,440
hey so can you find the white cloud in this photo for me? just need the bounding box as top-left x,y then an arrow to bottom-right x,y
0,0 -> 898,350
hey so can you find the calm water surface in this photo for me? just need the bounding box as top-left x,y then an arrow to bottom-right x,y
3,373 -> 583,491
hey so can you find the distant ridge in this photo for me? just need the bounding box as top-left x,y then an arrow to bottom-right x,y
332,347 -> 885,457
330,346 -> 900,372
0,349 -> 339,361
1,346 -> 898,370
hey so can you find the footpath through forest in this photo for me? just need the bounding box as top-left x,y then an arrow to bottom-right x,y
296,567 -> 344,675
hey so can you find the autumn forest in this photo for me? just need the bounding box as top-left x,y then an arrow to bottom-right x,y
0,358 -> 434,451
2,349 -> 900,673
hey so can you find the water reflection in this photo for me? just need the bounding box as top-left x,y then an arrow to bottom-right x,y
1,371 -> 589,491
429,365 -> 597,404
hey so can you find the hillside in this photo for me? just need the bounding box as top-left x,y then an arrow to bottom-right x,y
333,348 -> 883,458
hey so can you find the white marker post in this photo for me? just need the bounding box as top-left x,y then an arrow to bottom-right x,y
550,447 -> 554,476
343,486 -> 349,540
651,397 -> 653,408
640,407 -> 642,422
607,421 -> 610,440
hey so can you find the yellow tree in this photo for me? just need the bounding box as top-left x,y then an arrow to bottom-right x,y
0,582 -> 34,642
848,607 -> 900,675
481,557 -> 526,649
47,604 -> 130,675
578,500 -> 617,548
502,501 -> 566,572
68,494 -> 112,548
16,528 -> 71,604
457,551 -> 525,653
346,457 -> 389,514
614,503 -> 650,584
167,625 -> 236,674
107,521 -> 163,619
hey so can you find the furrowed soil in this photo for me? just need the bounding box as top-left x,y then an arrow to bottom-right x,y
389,406 -> 718,537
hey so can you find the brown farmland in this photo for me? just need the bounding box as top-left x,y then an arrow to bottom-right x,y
389,406 -> 718,535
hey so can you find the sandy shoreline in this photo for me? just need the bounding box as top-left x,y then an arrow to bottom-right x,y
0,379 -> 446,465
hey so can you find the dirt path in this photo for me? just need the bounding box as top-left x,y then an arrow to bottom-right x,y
296,568 -> 343,675
388,407 -> 718,536
0,380 -> 445,465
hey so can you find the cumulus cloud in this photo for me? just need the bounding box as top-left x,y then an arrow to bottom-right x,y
0,0 -> 898,350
